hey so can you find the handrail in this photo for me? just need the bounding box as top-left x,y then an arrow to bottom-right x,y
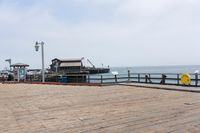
26,71 -> 200,87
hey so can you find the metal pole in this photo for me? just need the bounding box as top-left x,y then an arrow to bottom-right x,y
145,75 -> 148,83
101,75 -> 103,84
18,68 -> 20,82
138,74 -> 140,82
195,74 -> 198,87
9,60 -> 12,71
10,60 -> 12,71
177,74 -> 179,85
115,75 -> 117,83
41,42 -> 45,83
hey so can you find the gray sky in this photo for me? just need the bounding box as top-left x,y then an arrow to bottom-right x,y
1,0 -> 200,69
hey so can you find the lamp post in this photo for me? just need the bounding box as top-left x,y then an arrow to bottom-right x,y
35,41 -> 45,82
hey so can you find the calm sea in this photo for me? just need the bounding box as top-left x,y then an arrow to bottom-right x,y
110,65 -> 200,75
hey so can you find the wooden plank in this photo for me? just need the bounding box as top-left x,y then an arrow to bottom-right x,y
0,84 -> 200,132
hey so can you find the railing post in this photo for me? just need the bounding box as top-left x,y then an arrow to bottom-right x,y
149,74 -> 152,83
161,74 -> 166,84
145,75 -> 148,83
88,75 -> 90,83
177,74 -> 179,85
115,75 -> 118,83
195,74 -> 198,87
138,74 -> 140,82
128,70 -> 130,82
101,75 -> 103,84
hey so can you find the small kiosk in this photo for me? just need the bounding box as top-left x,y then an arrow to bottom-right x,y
11,63 -> 29,82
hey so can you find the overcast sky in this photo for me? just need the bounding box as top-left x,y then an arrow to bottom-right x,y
1,0 -> 200,69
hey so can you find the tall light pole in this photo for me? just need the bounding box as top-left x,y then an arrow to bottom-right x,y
35,41 -> 45,82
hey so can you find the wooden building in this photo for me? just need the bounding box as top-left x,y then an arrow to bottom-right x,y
48,58 -> 110,83
50,58 -> 84,74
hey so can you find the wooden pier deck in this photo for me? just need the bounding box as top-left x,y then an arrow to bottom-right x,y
1,84 -> 200,133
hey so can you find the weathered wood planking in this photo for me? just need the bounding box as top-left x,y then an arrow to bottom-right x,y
0,84 -> 200,133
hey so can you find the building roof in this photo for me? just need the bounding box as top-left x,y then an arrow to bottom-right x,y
60,62 -> 82,67
11,63 -> 29,67
52,58 -> 83,62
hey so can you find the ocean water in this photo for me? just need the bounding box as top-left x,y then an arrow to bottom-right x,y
110,65 -> 200,75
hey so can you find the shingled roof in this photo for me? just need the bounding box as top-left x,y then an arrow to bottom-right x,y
10,63 -> 29,67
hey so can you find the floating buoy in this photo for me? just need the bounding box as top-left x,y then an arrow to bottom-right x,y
181,73 -> 191,85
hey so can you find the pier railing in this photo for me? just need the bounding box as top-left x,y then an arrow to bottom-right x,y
25,71 -> 200,87
88,72 -> 200,87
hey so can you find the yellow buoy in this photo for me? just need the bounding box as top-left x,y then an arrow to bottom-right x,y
181,73 -> 191,85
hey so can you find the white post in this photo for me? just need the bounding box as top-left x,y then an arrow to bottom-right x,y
41,42 -> 45,83
35,41 -> 45,83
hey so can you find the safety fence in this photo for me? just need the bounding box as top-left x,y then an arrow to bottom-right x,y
12,71 -> 200,87
88,72 -> 200,87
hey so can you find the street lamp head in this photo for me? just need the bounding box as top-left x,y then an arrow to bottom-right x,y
35,42 -> 39,51
41,41 -> 44,45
